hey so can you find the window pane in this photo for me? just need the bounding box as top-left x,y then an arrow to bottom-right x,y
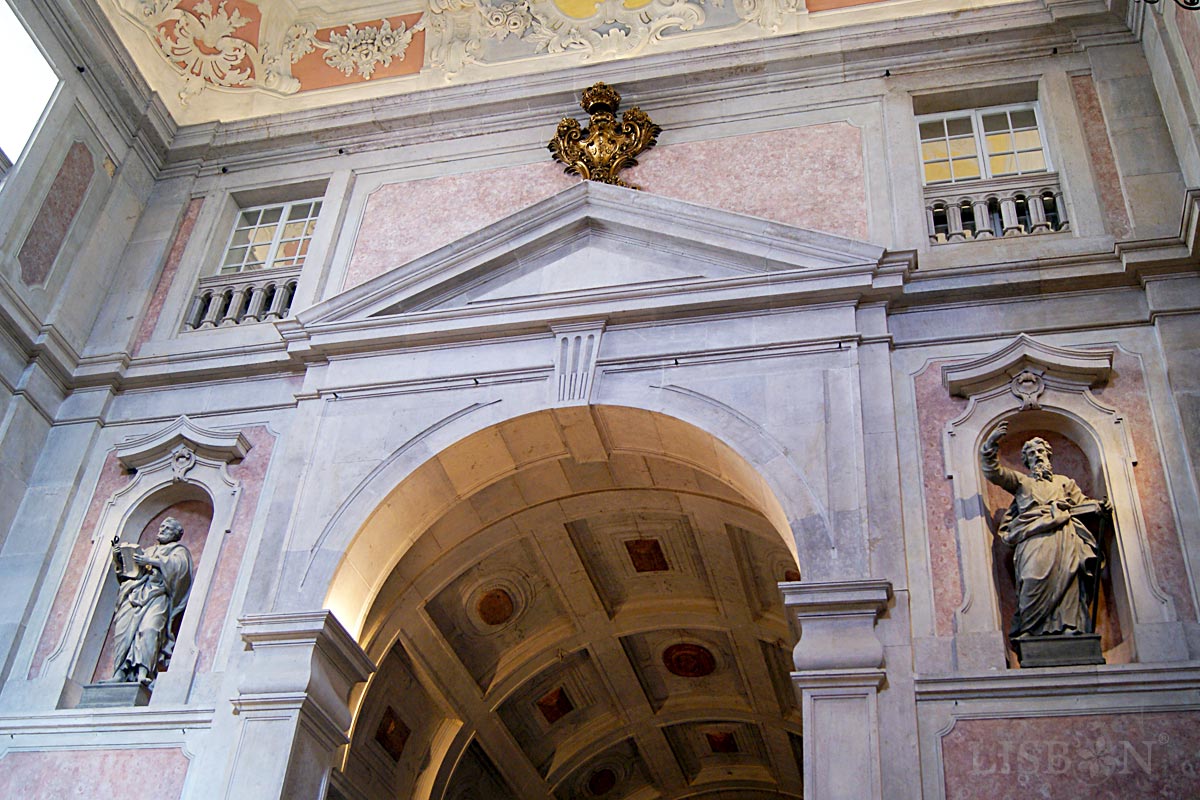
251,243 -> 271,262
981,113 -> 1009,133
922,140 -> 948,161
282,221 -> 306,239
279,240 -> 299,258
946,117 -> 973,137
1017,150 -> 1046,172
1013,130 -> 1042,150
990,153 -> 1017,175
924,161 -> 952,183
224,247 -> 247,266
1010,109 -> 1036,128
948,136 -> 977,157
259,207 -> 282,225
251,226 -> 274,244
951,157 -> 981,180
919,120 -> 945,140
0,2 -> 59,164
287,202 -> 312,220
240,210 -> 260,226
985,132 -> 1013,155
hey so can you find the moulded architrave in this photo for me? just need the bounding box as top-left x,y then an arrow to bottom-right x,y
940,335 -> 1184,670
40,415 -> 245,708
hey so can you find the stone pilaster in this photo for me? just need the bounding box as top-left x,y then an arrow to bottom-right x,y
225,611 -> 375,800
785,579 -> 891,800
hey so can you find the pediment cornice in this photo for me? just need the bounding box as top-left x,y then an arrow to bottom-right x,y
279,182 -> 908,355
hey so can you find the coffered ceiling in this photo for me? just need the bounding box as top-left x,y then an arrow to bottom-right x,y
98,0 -> 1025,125
333,407 -> 805,800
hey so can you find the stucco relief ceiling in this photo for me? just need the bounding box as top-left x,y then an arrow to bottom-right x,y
100,0 -> 1024,124
337,407 -> 805,800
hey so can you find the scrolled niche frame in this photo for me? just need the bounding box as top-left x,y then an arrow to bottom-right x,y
940,335 -> 1184,671
56,416 -> 249,708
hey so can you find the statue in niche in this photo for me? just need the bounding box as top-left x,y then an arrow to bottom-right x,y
981,422 -> 1108,643
106,516 -> 193,687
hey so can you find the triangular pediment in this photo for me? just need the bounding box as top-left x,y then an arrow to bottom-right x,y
296,182 -> 901,332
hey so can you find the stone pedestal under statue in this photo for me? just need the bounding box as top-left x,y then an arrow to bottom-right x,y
1014,634 -> 1104,667
76,681 -> 150,708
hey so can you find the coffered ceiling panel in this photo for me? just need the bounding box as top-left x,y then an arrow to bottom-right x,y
425,535 -> 574,690
620,629 -> 748,714
565,511 -> 716,619
497,648 -> 623,777
552,738 -> 655,800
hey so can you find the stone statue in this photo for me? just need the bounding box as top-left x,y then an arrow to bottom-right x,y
981,422 -> 1106,640
107,517 -> 193,686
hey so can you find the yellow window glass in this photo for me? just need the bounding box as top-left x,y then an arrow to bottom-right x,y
1017,151 -> 1046,172
922,140 -> 948,161
951,157 -> 981,180
990,153 -> 1017,175
1013,129 -> 1041,151
925,161 -> 952,183
985,132 -> 1013,155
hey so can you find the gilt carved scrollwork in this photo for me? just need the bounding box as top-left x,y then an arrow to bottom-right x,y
548,83 -> 661,189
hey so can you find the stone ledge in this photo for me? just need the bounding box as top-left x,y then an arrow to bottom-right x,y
913,662 -> 1200,701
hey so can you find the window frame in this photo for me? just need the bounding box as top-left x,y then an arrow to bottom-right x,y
217,197 -> 323,275
916,102 -> 1052,187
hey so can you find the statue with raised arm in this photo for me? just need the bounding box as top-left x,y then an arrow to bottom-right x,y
107,517 -> 193,687
981,422 -> 1106,640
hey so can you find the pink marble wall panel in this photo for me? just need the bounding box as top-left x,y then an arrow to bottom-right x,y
915,350 -> 1197,641
343,123 -> 868,289
1177,11 -> 1200,88
1071,75 -> 1132,240
941,711 -> 1200,799
195,425 -> 275,670
343,163 -> 576,289
1093,351 -> 1195,621
623,122 -> 867,241
30,451 -> 125,678
914,360 -> 967,637
134,197 -> 205,353
89,499 -> 214,682
0,748 -> 188,798
18,141 -> 95,286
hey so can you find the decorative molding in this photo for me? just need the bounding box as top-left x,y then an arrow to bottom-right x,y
941,333 -> 1114,398
551,320 -> 604,405
115,414 -> 251,470
782,579 -> 892,671
283,17 -> 416,80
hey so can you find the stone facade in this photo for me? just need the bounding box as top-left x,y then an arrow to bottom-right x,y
1,1 -> 1200,799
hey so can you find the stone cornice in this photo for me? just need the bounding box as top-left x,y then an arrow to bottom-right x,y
914,662 -> 1200,700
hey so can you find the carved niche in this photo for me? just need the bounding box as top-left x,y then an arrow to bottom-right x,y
940,335 -> 1184,669
59,416 -> 250,707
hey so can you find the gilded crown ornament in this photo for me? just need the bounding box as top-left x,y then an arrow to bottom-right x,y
548,82 -> 662,189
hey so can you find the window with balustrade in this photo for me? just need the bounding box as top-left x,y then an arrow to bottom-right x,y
184,198 -> 322,330
917,102 -> 1069,244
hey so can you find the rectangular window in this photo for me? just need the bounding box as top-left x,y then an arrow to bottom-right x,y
918,103 -> 1049,186
220,199 -> 322,274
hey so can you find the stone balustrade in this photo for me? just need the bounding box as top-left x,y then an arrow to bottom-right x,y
185,267 -> 300,330
924,172 -> 1068,244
